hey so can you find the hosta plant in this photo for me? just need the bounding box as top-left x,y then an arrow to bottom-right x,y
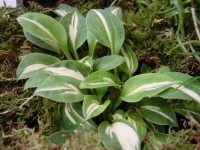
17,4 -> 200,150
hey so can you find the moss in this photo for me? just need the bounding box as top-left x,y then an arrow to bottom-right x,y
122,0 -> 185,70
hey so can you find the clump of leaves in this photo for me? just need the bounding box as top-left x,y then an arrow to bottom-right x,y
16,4 -> 200,149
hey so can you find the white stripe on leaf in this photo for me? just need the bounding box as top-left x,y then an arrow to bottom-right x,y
141,105 -> 175,124
45,67 -> 84,80
92,10 -> 112,49
36,84 -> 81,94
19,17 -> 57,42
85,103 -> 100,119
121,47 -> 133,73
55,9 -> 67,16
105,122 -> 140,150
21,64 -> 48,76
128,81 -> 175,96
65,104 -> 76,124
69,11 -> 79,50
111,8 -> 120,16
171,84 -> 200,103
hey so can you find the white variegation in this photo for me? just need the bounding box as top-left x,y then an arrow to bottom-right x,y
171,84 -> 200,103
21,64 -> 48,77
65,104 -> 96,129
85,103 -> 100,119
111,8 -> 120,16
19,17 -> 57,42
141,105 -> 175,124
83,77 -> 116,86
65,104 -> 76,124
105,122 -> 140,150
69,11 -> 79,50
55,9 -> 67,16
36,83 -> 81,95
92,10 -> 112,49
121,47 -> 133,73
45,67 -> 84,80
103,77 -> 116,84
128,81 -> 175,96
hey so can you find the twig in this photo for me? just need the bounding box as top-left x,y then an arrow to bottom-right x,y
191,0 -> 200,41
0,96 -> 34,115
190,0 -> 200,63
110,0 -> 117,6
19,96 -> 34,109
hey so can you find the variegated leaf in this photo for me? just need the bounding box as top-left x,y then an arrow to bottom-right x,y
87,33 -> 98,57
45,67 -> 84,80
159,72 -> 200,102
55,4 -> 77,17
86,9 -> 125,54
34,75 -> 85,103
127,112 -> 147,140
17,53 -> 59,80
79,56 -> 93,70
112,110 -> 126,120
98,120 -> 140,150
24,32 -> 60,53
24,60 -> 90,89
174,101 -> 200,122
17,13 -> 69,56
120,45 -> 138,77
104,6 -> 122,19
83,95 -> 110,120
121,73 -> 176,102
59,103 -> 97,131
139,98 -> 178,126
80,71 -> 121,89
94,55 -> 125,71
60,11 -> 87,59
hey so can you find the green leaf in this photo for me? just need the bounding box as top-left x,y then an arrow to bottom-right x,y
17,53 -> 59,80
121,73 -> 176,102
87,33 -> 98,57
24,32 -> 59,53
94,55 -> 125,71
98,119 -> 140,150
59,103 -> 97,131
55,4 -> 77,17
24,60 -> 90,89
112,110 -> 126,120
139,98 -> 178,126
95,87 -> 108,99
141,64 -> 153,73
127,112 -> 147,140
159,72 -> 200,102
120,45 -> 138,76
79,56 -> 93,70
34,75 -> 85,103
104,7 -> 122,19
86,9 -> 125,54
17,13 -> 69,56
48,130 -> 69,144
174,102 -> 200,122
83,95 -> 110,120
60,11 -> 87,59
80,71 -> 121,89
156,66 -> 172,74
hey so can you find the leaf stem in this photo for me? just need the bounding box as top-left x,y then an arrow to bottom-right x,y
62,48 -> 73,60
112,97 -> 122,112
74,50 -> 79,60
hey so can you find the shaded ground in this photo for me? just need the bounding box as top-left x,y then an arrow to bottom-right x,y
0,0 -> 200,149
